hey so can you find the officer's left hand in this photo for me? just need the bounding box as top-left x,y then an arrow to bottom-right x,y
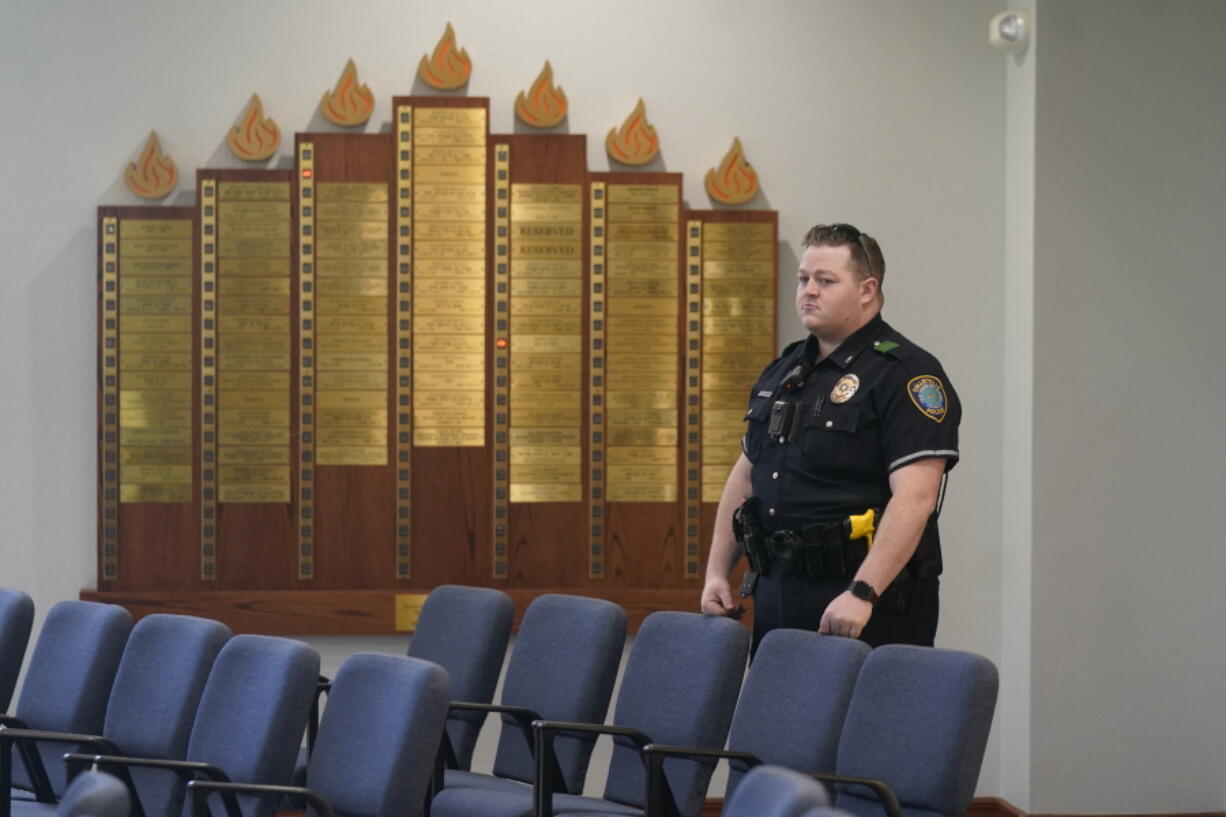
818,592 -> 873,639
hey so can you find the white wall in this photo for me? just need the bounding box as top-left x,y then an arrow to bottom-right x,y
36,0 -> 1226,810
1027,1 -> 1226,811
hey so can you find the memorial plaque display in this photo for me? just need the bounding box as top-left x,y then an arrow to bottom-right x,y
91,75 -> 777,633
98,207 -> 199,586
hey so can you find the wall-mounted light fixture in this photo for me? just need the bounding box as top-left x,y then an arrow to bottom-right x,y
989,11 -> 1030,53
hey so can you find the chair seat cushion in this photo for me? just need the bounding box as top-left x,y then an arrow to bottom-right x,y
430,784 -> 534,817
551,792 -> 644,817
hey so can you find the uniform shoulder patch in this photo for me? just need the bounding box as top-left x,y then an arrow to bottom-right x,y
872,340 -> 900,355
907,375 -> 948,423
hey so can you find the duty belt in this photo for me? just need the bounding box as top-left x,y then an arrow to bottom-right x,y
762,519 -> 871,580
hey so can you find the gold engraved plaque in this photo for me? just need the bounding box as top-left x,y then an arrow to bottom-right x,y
413,165 -> 486,185
120,278 -> 192,297
219,428 -> 289,446
121,427 -> 192,446
218,221 -> 291,240
511,203 -> 583,222
119,314 -> 191,333
510,315 -> 582,334
414,278 -> 485,297
416,146 -> 486,164
120,390 -> 192,410
414,296 -> 483,316
606,391 -> 676,409
703,298 -> 773,317
606,409 -> 678,427
702,223 -> 774,242
315,240 -> 388,259
511,336 -> 582,355
218,371 -> 291,390
607,185 -> 679,204
317,183 -> 389,203
414,259 -> 484,278
606,352 -> 678,371
218,447 -> 290,464
316,371 -> 389,390
608,222 -> 679,242
316,390 -> 386,409
218,465 -> 290,484
414,108 -> 486,127
702,242 -> 774,262
606,297 -> 677,316
317,353 -> 388,370
606,371 -> 678,390
607,203 -> 676,222
219,485 -> 290,503
413,129 -> 487,148
395,594 -> 429,632
219,258 -> 291,277
414,371 -> 484,391
218,296 -> 289,315
702,334 -> 776,355
510,446 -> 582,465
607,484 -> 678,503
316,447 -> 388,466
120,239 -> 193,258
415,222 -> 486,241
219,201 -> 291,220
510,428 -> 582,446
218,278 -> 291,298
510,298 -> 581,316
701,260 -> 775,279
317,335 -> 386,354
414,240 -> 484,259
120,484 -> 192,503
607,447 -> 678,466
219,353 -> 292,370
414,428 -> 486,447
121,353 -> 191,371
316,409 -> 387,428
317,428 -> 388,446
606,242 -> 677,261
606,277 -> 678,298
316,277 -> 388,296
122,371 -> 193,390
511,259 -> 584,277
703,316 -> 774,335
511,484 -> 582,503
316,296 -> 388,315
316,315 -> 388,333
121,295 -> 191,314
511,370 -> 582,390
317,258 -> 388,277
123,219 -> 192,239
119,446 -> 192,465
218,239 -> 290,258
219,182 -> 291,201
120,333 -> 192,353
315,221 -> 389,240
703,279 -> 771,298
512,464 -> 580,484
511,408 -> 581,427
413,334 -> 484,353
605,259 -> 676,278
121,464 -> 192,484
415,202 -> 486,222
120,258 -> 192,276
315,202 -> 388,221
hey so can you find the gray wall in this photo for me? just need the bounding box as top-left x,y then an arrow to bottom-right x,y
1028,1 -> 1226,811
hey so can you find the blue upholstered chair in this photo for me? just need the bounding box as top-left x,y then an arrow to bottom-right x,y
1,613 -> 231,817
1,601 -> 132,802
0,588 -> 35,715
640,629 -> 870,815
67,634 -> 320,817
815,645 -> 999,817
429,594 -> 627,817
723,765 -> 830,817
528,611 -> 751,817
407,585 -> 513,771
53,771 -> 129,817
187,653 -> 450,817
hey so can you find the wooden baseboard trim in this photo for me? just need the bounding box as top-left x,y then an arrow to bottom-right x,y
706,796 -> 1223,817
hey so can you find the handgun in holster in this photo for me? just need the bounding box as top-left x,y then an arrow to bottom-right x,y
732,497 -> 767,597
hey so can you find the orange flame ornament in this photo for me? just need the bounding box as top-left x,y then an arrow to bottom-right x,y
418,23 -> 472,90
605,98 -> 660,166
320,59 -> 375,127
705,138 -> 760,205
515,61 -> 568,128
227,94 -> 281,161
123,131 -> 179,200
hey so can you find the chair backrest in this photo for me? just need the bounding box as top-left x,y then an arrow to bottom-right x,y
13,601 -> 132,794
0,587 -> 35,713
307,654 -> 450,817
724,630 -> 870,800
406,585 -> 512,770
491,594 -> 626,792
834,645 -> 999,817
103,614 -> 231,816
724,765 -> 829,817
56,770 -> 130,817
601,612 -> 750,816
186,634 -> 320,817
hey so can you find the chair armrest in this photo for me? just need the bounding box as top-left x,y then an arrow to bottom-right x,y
188,779 -> 334,817
638,743 -> 754,817
810,772 -> 902,817
62,753 -> 230,784
0,724 -> 99,807
307,674 -> 332,755
531,721 -> 653,817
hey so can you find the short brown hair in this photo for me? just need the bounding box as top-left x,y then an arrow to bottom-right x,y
802,223 -> 886,290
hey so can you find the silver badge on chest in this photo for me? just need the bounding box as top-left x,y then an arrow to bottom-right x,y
830,373 -> 860,404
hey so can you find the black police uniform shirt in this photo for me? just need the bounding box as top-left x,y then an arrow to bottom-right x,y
742,314 -> 960,533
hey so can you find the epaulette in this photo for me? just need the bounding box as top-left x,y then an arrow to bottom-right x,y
871,335 -> 938,374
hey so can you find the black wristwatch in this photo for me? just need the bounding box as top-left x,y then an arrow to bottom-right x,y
848,579 -> 879,606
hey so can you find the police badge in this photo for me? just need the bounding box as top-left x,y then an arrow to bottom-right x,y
907,375 -> 948,422
830,374 -> 860,404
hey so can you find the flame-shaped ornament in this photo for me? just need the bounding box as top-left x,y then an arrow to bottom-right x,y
227,94 -> 281,162
605,98 -> 660,166
320,59 -> 375,127
418,23 -> 472,90
123,131 -> 179,200
515,61 -> 568,128
705,138 -> 760,205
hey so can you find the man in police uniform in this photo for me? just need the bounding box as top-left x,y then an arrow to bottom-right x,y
700,224 -> 960,648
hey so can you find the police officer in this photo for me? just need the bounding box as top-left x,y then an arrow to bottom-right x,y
700,224 -> 960,648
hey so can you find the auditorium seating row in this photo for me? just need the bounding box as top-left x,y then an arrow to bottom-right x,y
0,585 -> 997,817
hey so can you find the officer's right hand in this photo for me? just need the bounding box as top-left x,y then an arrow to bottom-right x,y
700,576 -> 744,619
